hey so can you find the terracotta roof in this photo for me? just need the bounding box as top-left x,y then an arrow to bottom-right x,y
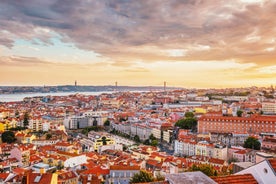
82,166 -> 109,176
55,142 -> 72,147
263,137 -> 276,143
234,150 -> 247,155
209,158 -> 225,165
212,174 -> 258,184
268,158 -> 276,172
146,159 -> 163,169
29,155 -> 42,163
0,173 -> 9,180
200,114 -> 276,122
29,173 -> 53,184
12,167 -> 26,175
56,150 -> 79,157
58,171 -> 78,181
110,165 -> 140,170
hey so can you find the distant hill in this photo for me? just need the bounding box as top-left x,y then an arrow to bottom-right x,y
0,85 -> 182,94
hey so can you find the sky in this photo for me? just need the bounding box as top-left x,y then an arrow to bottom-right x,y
1,0 -> 276,88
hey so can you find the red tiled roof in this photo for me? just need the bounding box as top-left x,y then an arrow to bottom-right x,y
212,174 -> 258,184
56,150 -> 79,157
110,165 -> 140,170
0,173 -> 9,180
12,167 -> 26,175
55,142 -> 72,147
82,166 -> 109,176
234,150 -> 247,155
29,155 -> 42,163
58,171 -> 78,181
268,158 -> 276,172
209,158 -> 225,165
146,159 -> 163,168
200,114 -> 276,122
29,173 -> 53,184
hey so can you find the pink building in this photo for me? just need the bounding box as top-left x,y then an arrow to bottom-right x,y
262,137 -> 276,151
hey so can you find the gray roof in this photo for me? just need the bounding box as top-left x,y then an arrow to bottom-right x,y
165,171 -> 217,184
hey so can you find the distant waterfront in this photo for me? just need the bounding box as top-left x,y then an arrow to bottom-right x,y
0,91 -> 114,102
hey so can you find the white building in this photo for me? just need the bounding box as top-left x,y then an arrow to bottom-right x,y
151,127 -> 161,140
64,155 -> 87,168
163,130 -> 173,143
237,158 -> 276,184
32,139 -> 59,146
42,122 -> 50,132
174,140 -> 227,160
196,141 -> 213,157
111,135 -> 135,146
28,118 -> 43,131
130,124 -> 152,141
174,140 -> 196,157
262,102 -> 276,115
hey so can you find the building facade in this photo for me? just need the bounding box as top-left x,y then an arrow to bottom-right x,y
198,115 -> 276,134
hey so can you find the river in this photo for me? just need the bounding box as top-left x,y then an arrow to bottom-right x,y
0,91 -> 114,102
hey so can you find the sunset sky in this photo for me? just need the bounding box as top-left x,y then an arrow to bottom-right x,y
1,0 -> 276,88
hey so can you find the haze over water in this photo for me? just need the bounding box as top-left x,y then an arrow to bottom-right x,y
0,91 -> 112,102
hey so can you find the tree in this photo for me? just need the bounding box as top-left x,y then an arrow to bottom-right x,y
81,128 -> 89,136
1,131 -> 16,144
15,110 -> 20,118
175,118 -> 197,131
185,112 -> 195,118
143,139 -> 150,145
151,140 -> 158,147
57,161 -> 63,170
134,135 -> 140,143
104,119 -> 110,126
155,172 -> 165,181
46,133 -> 52,140
149,134 -> 157,141
23,112 -> 29,128
228,157 -> 238,164
48,158 -> 53,167
244,137 -> 261,150
189,164 -> 217,176
102,136 -> 107,145
130,170 -> 154,183
237,110 -> 243,117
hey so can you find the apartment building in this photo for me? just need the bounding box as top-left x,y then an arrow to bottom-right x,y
198,114 -> 276,134
262,102 -> 276,115
174,140 -> 227,160
28,118 -> 43,132
87,131 -> 115,152
130,124 -> 152,141
210,132 -> 249,146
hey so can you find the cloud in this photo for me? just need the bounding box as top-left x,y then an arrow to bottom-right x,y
0,56 -> 51,66
124,67 -> 149,73
1,0 -> 276,69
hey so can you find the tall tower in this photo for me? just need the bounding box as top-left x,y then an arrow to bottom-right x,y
75,80 -> 77,87
115,81 -> 118,91
164,81 -> 166,92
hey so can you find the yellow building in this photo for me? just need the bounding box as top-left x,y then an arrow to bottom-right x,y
194,108 -> 207,114
15,132 -> 36,144
0,119 -> 17,131
43,154 -> 66,169
0,122 -> 5,132
24,134 -> 37,144
88,132 -> 115,152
